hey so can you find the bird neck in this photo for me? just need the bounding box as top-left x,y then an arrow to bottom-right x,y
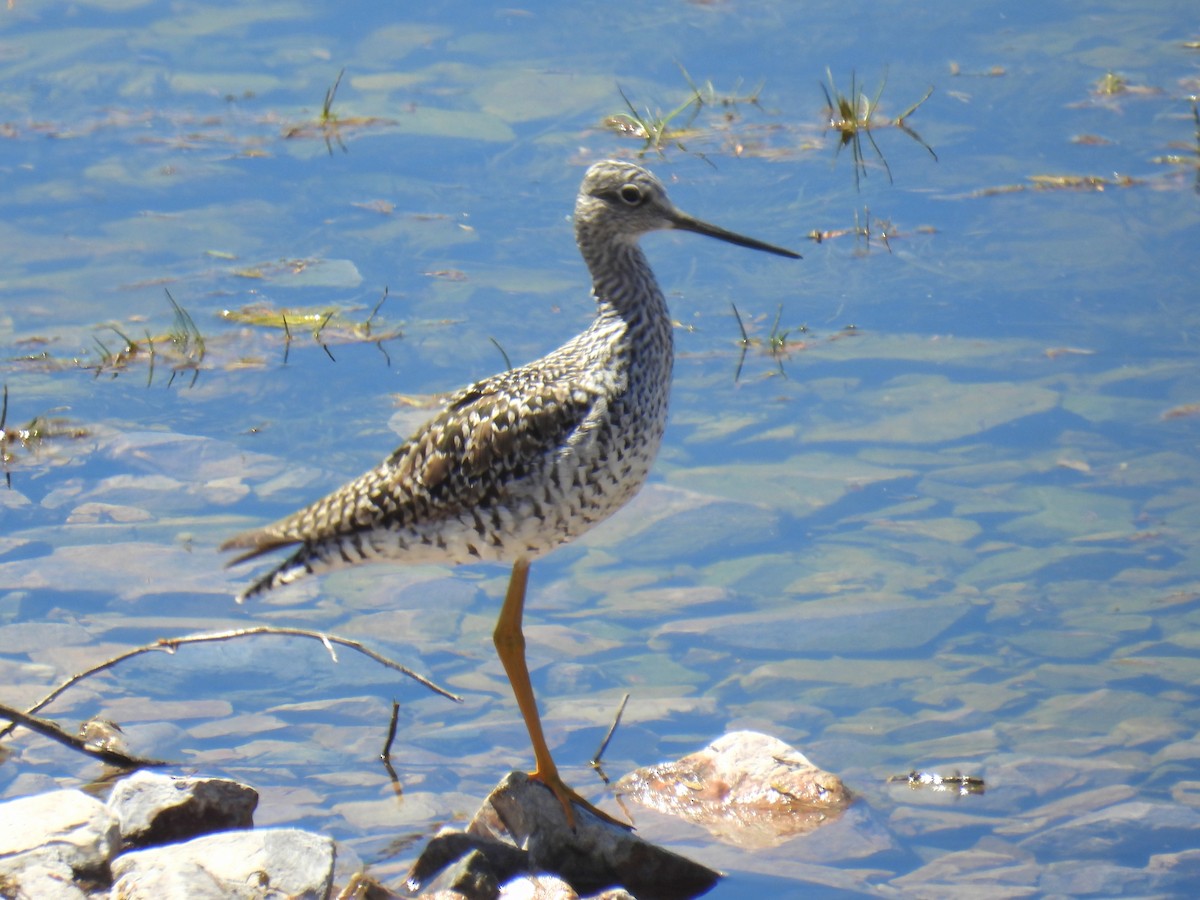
579,234 -> 671,331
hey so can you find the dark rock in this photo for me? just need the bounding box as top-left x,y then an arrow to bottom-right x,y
408,772 -> 719,900
408,829 -> 529,897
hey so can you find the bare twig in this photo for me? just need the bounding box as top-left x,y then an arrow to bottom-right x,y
588,693 -> 635,801
590,692 -> 629,769
381,699 -> 404,796
382,699 -> 401,762
0,626 -> 460,741
0,701 -> 170,768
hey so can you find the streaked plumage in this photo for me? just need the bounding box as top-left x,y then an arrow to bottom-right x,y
223,160 -> 799,826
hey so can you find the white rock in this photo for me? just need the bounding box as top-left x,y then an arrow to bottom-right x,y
0,861 -> 92,900
0,789 -> 119,886
110,828 -> 335,900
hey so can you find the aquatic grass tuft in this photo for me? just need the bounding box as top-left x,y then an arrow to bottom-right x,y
283,68 -> 392,155
604,85 -> 703,160
821,68 -> 936,190
677,63 -> 765,114
165,290 -> 206,387
86,292 -> 206,386
806,207 -> 931,253
321,67 -> 344,123
731,303 -> 808,382
0,384 -> 90,488
603,66 -> 782,163
1090,70 -> 1162,98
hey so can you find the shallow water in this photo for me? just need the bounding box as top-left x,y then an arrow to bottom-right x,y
2,0 -> 1199,896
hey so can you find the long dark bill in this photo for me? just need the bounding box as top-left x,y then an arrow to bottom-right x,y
670,210 -> 801,259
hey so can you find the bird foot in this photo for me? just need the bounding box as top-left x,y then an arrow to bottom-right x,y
529,769 -> 632,831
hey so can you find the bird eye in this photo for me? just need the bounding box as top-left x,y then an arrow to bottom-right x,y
618,184 -> 643,206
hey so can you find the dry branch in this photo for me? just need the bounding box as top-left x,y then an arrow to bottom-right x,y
0,702 -> 170,768
0,625 -> 461,742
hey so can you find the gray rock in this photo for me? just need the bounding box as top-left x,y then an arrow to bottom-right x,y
0,789 -> 119,894
106,769 -> 257,848
109,827 -> 335,900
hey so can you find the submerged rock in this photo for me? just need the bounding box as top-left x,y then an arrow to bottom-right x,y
615,730 -> 851,849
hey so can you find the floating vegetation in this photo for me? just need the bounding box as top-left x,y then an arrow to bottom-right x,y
421,268 -> 468,282
821,68 -> 936,190
0,385 -> 90,487
807,207 -> 936,253
1091,70 -> 1162,98
966,173 -> 1143,198
221,287 -> 402,365
1069,70 -> 1166,113
221,306 -> 332,329
1162,402 -> 1200,421
6,293 -> 209,386
1044,346 -> 1096,360
0,71 -> 390,158
888,770 -> 986,796
228,257 -> 363,287
282,68 -> 394,155
1026,174 -> 1140,190
948,61 -> 1007,78
1071,133 -> 1114,146
1151,99 -> 1200,193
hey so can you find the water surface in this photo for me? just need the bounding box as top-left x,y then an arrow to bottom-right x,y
2,1 -> 1199,896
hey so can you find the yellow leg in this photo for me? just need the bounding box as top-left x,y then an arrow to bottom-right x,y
492,558 -> 629,830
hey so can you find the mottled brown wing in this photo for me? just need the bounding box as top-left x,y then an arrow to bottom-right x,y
221,370 -> 599,565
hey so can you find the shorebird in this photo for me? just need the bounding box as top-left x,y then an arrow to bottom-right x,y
222,160 -> 799,827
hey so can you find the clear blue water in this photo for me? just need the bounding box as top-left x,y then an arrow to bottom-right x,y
2,0 -> 1199,896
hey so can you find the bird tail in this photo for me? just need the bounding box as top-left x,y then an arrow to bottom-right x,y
231,550 -> 312,604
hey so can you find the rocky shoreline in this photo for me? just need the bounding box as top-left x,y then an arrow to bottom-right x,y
0,770 -> 335,899
0,769 -> 710,900
1,731 -> 844,899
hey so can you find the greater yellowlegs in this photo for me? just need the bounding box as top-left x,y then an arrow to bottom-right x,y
222,160 -> 799,827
